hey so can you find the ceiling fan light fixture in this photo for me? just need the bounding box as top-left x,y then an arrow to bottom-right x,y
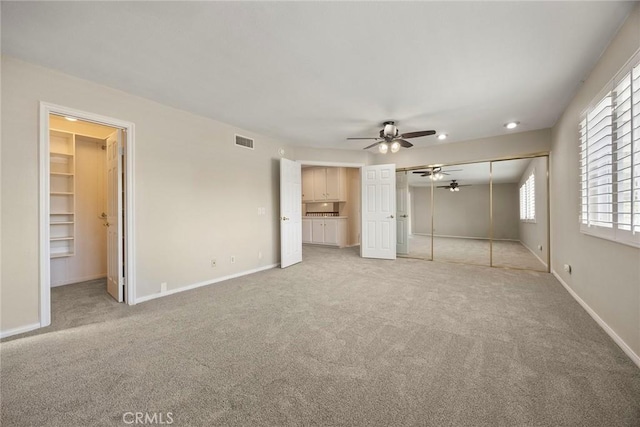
390,141 -> 401,153
450,187 -> 455,192
504,121 -> 519,129
455,187 -> 460,191
437,134 -> 447,140
378,142 -> 389,154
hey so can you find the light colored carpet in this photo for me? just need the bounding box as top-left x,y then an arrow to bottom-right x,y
1,245 -> 639,426
403,235 -> 547,271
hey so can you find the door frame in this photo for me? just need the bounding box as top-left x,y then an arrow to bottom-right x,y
297,160 -> 365,251
39,102 -> 137,328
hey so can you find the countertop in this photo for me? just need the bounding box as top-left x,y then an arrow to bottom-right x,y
303,216 -> 348,219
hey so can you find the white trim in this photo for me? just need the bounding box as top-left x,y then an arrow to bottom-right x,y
135,263 -> 279,304
50,274 -> 107,288
39,102 -> 137,332
0,323 -> 41,340
520,241 -> 548,268
552,270 -> 640,369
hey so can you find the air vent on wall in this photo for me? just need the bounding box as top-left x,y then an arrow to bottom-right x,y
235,134 -> 254,150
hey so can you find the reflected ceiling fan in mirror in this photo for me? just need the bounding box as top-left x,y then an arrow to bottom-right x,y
347,121 -> 436,154
412,167 -> 462,181
437,180 -> 471,192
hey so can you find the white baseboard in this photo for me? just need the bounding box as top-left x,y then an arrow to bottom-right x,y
51,274 -> 107,288
0,322 -> 41,339
552,269 -> 640,369
521,241 -> 548,268
135,263 -> 279,304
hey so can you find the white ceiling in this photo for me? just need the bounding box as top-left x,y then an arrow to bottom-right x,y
1,2 -> 634,150
407,158 -> 532,187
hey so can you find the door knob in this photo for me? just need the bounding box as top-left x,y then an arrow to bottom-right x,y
103,222 -> 110,227
388,215 -> 394,219
401,214 -> 408,218
281,216 -> 289,221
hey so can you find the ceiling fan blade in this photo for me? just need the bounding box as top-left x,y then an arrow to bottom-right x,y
363,142 -> 380,150
400,130 -> 436,139
347,137 -> 379,140
436,186 -> 450,189
412,170 -> 430,174
395,139 -> 413,148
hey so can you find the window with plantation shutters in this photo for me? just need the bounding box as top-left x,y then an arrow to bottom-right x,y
579,51 -> 640,248
520,172 -> 535,222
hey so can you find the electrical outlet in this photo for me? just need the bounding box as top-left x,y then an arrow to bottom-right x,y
231,256 -> 236,264
538,245 -> 543,251
563,264 -> 572,274
160,282 -> 167,292
211,259 -> 217,268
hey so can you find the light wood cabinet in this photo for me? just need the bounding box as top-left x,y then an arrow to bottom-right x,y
302,167 -> 347,202
307,218 -> 347,247
302,168 -> 314,202
302,218 -> 312,243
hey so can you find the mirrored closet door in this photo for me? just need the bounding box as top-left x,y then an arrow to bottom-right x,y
491,157 -> 548,271
432,162 -> 491,266
397,155 -> 549,272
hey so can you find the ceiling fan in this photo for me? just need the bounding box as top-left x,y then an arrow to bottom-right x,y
412,167 -> 462,181
437,180 -> 471,192
347,121 -> 436,153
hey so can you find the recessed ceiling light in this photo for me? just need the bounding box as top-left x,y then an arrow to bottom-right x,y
65,117 -> 78,122
504,121 -> 519,129
437,134 -> 447,140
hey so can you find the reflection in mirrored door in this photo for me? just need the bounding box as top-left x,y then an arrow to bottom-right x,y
398,168 -> 433,259
396,171 -> 409,256
491,157 -> 548,271
433,163 -> 491,266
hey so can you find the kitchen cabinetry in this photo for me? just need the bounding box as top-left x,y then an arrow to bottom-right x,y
302,218 -> 313,243
304,217 -> 347,247
301,167 -> 347,202
302,168 -> 314,203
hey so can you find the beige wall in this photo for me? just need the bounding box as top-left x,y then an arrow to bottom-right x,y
411,183 -> 519,240
1,56 -> 292,332
550,4 -> 640,358
518,157 -> 548,266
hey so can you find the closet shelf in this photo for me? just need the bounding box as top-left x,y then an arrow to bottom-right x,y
51,221 -> 74,225
50,151 -> 73,157
51,252 -> 74,259
50,192 -> 74,195
51,172 -> 74,176
51,212 -> 75,215
50,237 -> 74,241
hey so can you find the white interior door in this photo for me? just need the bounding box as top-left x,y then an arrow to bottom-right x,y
361,164 -> 396,259
280,158 -> 302,268
396,171 -> 409,255
106,130 -> 123,301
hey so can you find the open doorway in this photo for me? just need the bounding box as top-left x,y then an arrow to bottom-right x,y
39,103 -> 136,329
301,165 -> 361,250
279,160 -> 367,268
